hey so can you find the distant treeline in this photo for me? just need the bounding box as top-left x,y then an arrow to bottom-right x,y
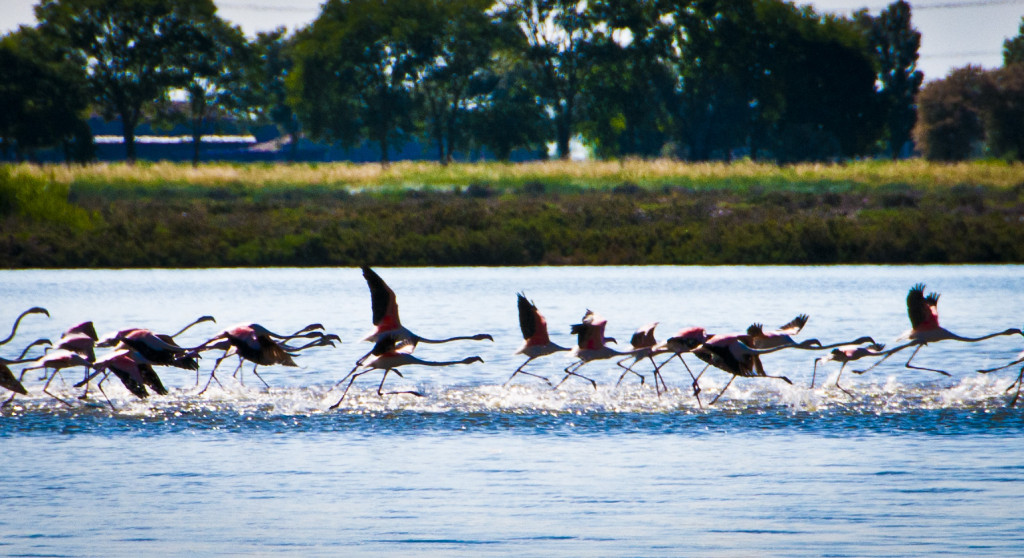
4,0 -> 1024,166
3,161 -> 1023,268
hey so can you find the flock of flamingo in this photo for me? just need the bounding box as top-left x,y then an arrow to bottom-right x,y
1,266 -> 1023,411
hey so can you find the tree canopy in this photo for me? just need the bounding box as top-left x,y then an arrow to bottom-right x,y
35,0 -> 219,163
0,25 -> 91,161
8,0 -> 1024,164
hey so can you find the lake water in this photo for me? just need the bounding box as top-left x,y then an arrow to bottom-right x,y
2,266 -> 1023,556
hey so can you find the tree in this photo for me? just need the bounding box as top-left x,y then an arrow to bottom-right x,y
246,28 -> 302,161
36,0 -> 217,163
858,1 -> 923,159
500,0 -> 599,159
416,0 -> 511,164
290,0 -> 436,165
578,0 -> 676,159
913,66 -> 987,161
668,0 -> 764,161
0,26 -> 91,162
468,64 -> 550,160
1004,17 -> 1024,65
749,1 -> 882,162
166,16 -> 250,166
980,64 -> 1024,160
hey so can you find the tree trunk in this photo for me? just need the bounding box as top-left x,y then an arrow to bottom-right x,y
288,131 -> 298,162
123,122 -> 137,164
192,129 -> 202,168
556,112 -> 571,160
378,134 -> 390,167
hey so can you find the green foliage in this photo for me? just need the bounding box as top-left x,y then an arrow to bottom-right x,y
0,26 -> 91,161
979,64 -> 1024,160
578,1 -> 675,159
35,0 -> 218,163
503,0 -> 599,159
1004,17 -> 1024,65
160,15 -> 251,166
914,66 -> 987,161
858,1 -> 924,159
2,162 -> 1023,268
246,28 -> 301,160
415,0 -> 513,164
290,0 -> 437,164
0,167 -> 94,228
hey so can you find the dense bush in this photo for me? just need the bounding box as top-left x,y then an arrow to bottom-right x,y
2,169 -> 1022,267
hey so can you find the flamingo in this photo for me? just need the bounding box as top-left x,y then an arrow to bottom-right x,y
329,332 -> 483,409
80,349 -> 167,410
746,315 -> 819,350
555,310 -> 636,390
748,315 -> 877,352
977,349 -> 1024,407
97,329 -> 198,369
200,323 -> 298,392
812,342 -> 888,396
614,322 -> 667,393
197,323 -> 331,393
854,284 -> 1023,376
0,362 -> 30,405
692,333 -> 794,405
22,349 -> 94,406
353,266 -> 493,368
651,326 -> 712,403
79,316 -> 217,392
56,322 -> 99,390
92,350 -> 152,399
0,307 -> 49,347
96,315 -> 216,364
506,293 -> 570,387
0,338 -> 52,406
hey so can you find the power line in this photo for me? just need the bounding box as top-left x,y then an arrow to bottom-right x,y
915,0 -> 1024,9
920,50 -> 1003,58
217,2 -> 319,13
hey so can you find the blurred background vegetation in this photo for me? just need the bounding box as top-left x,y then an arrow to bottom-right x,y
4,1 -> 1024,268
3,0 -> 1024,165
2,160 -> 1022,268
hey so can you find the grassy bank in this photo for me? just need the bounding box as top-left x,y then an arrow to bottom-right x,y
2,160 -> 1023,268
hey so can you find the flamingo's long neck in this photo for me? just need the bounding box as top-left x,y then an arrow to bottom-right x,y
171,316 -> 215,338
950,329 -> 1022,343
408,356 -> 480,366
0,310 -> 34,346
417,334 -> 486,344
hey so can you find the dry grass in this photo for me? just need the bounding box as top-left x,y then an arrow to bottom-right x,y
6,158 -> 1024,191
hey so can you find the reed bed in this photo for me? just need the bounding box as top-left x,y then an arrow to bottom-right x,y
4,159 -> 1023,268
8,159 -> 1024,192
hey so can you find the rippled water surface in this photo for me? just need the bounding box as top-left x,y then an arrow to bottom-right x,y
2,266 -> 1023,556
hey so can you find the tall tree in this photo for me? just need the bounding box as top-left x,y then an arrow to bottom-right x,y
1004,17 -> 1024,65
980,64 -> 1024,160
290,0 -> 435,165
858,0 -> 923,159
246,28 -> 301,161
416,0 -> 511,164
669,0 -> 764,161
500,0 -> 599,159
579,0 -> 676,159
36,0 -> 217,163
468,64 -> 550,160
913,65 -> 987,161
750,1 -> 882,162
0,26 -> 92,162
169,16 -> 250,166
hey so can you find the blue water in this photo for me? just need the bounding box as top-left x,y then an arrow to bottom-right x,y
1,266 -> 1023,556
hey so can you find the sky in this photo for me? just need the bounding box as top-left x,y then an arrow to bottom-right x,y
2,0 -> 1023,82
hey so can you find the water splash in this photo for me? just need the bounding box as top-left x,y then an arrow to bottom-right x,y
2,372 -> 1020,429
